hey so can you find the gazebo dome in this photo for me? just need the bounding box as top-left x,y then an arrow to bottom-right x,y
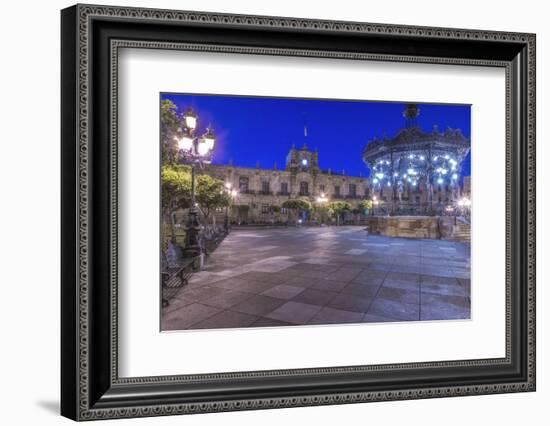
362,104 -> 470,214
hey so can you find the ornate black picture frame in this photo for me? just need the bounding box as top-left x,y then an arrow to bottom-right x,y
61,4 -> 536,421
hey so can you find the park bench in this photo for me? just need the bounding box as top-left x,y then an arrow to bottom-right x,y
161,244 -> 196,307
200,224 -> 227,255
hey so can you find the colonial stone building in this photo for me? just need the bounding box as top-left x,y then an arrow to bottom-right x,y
202,144 -> 370,224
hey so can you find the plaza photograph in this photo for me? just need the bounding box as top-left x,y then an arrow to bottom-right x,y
160,94 -> 471,331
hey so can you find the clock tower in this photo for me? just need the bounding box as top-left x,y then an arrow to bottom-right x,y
285,143 -> 319,172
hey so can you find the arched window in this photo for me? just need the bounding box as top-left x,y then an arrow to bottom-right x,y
299,181 -> 309,196
349,184 -> 357,198
239,176 -> 249,192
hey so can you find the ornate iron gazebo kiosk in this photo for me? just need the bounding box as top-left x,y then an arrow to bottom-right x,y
362,104 -> 470,215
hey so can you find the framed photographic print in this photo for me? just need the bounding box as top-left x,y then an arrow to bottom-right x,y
61,4 -> 536,421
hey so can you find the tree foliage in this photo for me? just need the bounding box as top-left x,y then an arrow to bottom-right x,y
160,99 -> 180,165
195,174 -> 230,218
281,199 -> 312,212
161,165 -> 192,214
327,201 -> 352,215
312,202 -> 330,223
160,165 -> 229,217
327,201 -> 352,225
358,199 -> 373,211
281,199 -> 312,224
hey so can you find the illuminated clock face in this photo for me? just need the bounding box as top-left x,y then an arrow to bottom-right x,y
301,158 -> 308,166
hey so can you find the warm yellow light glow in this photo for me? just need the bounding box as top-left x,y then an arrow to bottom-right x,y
184,115 -> 197,130
231,190 -> 238,197
177,135 -> 193,151
225,182 -> 232,189
458,197 -> 471,207
201,135 -> 213,150
197,141 -> 210,156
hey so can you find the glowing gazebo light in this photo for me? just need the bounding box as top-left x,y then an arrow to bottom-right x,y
362,103 -> 470,215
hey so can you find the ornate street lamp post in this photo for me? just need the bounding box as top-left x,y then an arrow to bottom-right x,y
223,182 -> 237,232
315,192 -> 329,224
316,193 -> 328,203
176,107 -> 216,257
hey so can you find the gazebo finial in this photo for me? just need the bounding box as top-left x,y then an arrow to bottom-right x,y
403,104 -> 420,127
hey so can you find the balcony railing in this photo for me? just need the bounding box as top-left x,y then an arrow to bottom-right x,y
258,191 -> 273,196
277,191 -> 290,196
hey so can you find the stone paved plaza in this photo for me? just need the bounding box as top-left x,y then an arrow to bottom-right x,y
161,226 -> 470,331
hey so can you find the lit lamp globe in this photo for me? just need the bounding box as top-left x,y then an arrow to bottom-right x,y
202,126 -> 216,152
195,127 -> 215,157
316,193 -> 328,203
183,107 -> 197,130
197,140 -> 210,156
177,132 -> 193,152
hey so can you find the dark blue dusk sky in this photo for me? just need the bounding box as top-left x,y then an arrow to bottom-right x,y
161,93 -> 471,178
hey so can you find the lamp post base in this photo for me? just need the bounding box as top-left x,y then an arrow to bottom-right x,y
183,207 -> 202,257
